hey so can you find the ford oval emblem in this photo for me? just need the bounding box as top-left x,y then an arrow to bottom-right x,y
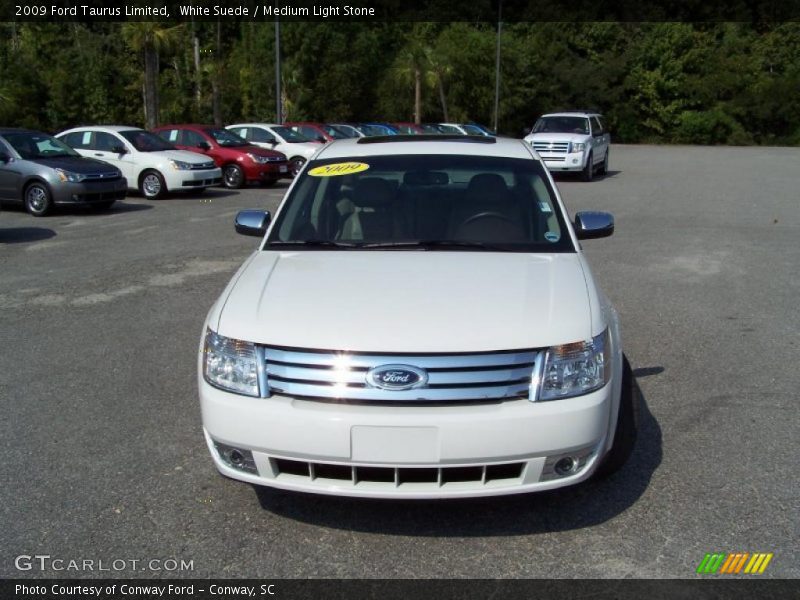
366,364 -> 428,391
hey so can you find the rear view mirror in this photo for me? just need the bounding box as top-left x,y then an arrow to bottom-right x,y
198,141 -> 211,150
0,151 -> 10,163
574,211 -> 614,239
235,210 -> 271,237
111,146 -> 127,154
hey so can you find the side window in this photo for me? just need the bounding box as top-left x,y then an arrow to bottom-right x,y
299,126 -> 319,140
230,127 -> 248,140
158,129 -> 180,143
93,132 -> 121,152
250,127 -> 275,143
591,117 -> 604,137
182,130 -> 206,147
62,131 -> 92,149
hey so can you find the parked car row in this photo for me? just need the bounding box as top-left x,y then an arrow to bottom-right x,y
284,121 -> 497,140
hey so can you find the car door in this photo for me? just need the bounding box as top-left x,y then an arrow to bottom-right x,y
590,117 -> 608,164
0,136 -> 21,201
89,131 -> 135,182
247,126 -> 280,151
180,129 -> 219,165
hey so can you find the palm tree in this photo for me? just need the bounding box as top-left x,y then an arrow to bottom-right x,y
426,46 -> 452,122
122,23 -> 184,129
392,42 -> 429,124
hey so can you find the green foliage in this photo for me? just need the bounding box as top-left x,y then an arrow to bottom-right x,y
0,22 -> 798,145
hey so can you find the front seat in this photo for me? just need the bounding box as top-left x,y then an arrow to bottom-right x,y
449,173 -> 526,242
337,177 -> 401,242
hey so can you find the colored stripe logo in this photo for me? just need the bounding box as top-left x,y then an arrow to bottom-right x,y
697,553 -> 773,574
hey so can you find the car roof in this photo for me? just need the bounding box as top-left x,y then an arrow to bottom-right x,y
541,112 -> 601,118
227,123 -> 281,128
315,135 -> 537,160
154,124 -> 218,130
58,125 -> 144,134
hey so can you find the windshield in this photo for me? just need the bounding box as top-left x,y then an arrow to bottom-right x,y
267,154 -> 573,253
321,125 -> 349,140
4,132 -> 79,159
206,128 -> 248,147
461,124 -> 486,135
120,130 -> 176,152
272,126 -> 311,143
532,116 -> 590,135
437,124 -> 463,134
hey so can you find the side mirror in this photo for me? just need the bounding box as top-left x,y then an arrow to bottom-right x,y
235,210 -> 271,237
317,136 -> 327,143
111,145 -> 127,154
0,151 -> 10,163
198,141 -> 211,151
574,211 -> 614,240
265,138 -> 278,145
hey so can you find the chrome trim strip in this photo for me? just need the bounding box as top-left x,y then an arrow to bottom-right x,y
528,350 -> 545,402
255,346 -> 270,398
267,380 -> 531,402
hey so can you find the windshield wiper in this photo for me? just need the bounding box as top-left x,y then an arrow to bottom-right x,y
266,239 -> 360,249
358,240 -> 512,251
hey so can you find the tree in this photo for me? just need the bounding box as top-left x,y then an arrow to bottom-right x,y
122,22 -> 183,128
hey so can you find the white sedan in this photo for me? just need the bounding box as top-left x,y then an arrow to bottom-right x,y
199,136 -> 636,499
57,126 -> 221,199
226,123 -> 322,177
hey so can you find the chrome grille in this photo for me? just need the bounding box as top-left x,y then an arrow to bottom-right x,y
533,141 -> 570,154
263,346 -> 541,403
190,162 -> 216,170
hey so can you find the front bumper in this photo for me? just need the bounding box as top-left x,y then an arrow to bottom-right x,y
199,379 -> 614,498
165,167 -> 222,190
51,178 -> 128,204
243,162 -> 289,182
539,152 -> 588,172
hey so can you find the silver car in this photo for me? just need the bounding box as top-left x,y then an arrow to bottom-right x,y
0,128 -> 127,216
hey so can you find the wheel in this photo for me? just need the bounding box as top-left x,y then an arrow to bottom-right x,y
223,164 -> 245,189
600,149 -> 609,176
594,355 -> 639,478
24,182 -> 53,216
139,170 -> 166,199
289,156 -> 306,177
581,152 -> 594,182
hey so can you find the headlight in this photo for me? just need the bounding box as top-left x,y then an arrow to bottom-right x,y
169,159 -> 193,170
539,329 -> 609,401
570,142 -> 586,153
247,153 -> 269,164
55,168 -> 86,183
203,329 -> 259,397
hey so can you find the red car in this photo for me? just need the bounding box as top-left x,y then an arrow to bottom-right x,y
152,124 -> 288,188
283,122 -> 351,143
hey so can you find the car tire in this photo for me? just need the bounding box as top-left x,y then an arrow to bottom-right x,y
139,170 -> 166,199
582,152 -> 594,182
223,164 -> 245,189
594,355 -> 639,479
289,157 -> 306,177
600,149 -> 609,176
24,182 -> 53,217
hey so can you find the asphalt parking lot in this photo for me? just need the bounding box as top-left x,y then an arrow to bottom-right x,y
1,144 -> 798,579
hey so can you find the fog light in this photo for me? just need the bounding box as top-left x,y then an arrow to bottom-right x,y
572,158 -> 579,164
540,445 -> 597,481
213,441 -> 258,474
554,457 -> 577,476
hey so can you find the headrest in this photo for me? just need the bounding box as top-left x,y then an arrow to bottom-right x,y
352,177 -> 395,208
465,173 -> 508,203
403,170 -> 449,186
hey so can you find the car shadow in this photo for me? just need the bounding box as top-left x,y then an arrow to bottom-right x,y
160,190 -> 242,201
253,370 -> 662,536
551,169 -> 622,182
0,227 -> 57,244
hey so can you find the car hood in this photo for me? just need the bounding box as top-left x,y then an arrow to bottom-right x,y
278,142 -> 320,158
215,251 -> 593,352
147,149 -> 216,164
32,156 -> 120,174
524,133 -> 587,144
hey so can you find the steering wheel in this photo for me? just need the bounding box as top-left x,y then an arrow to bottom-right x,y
459,211 -> 516,228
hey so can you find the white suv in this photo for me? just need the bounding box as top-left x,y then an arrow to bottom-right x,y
57,126 -> 221,198
226,123 -> 322,177
524,112 -> 610,181
198,135 -> 637,498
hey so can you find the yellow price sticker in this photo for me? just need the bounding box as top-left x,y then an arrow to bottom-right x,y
308,162 -> 370,177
